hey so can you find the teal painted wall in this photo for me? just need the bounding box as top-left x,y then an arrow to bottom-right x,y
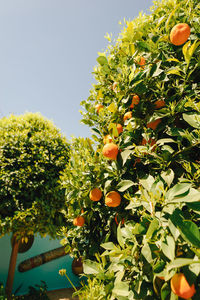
0,234 -> 80,295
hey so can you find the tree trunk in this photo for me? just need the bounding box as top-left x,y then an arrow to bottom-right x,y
6,235 -> 19,300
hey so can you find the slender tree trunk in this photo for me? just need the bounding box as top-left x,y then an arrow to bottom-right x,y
6,235 -> 19,300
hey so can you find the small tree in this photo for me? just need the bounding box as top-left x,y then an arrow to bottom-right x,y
0,113 -> 69,299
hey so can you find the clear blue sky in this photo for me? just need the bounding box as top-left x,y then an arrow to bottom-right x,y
0,0 -> 153,139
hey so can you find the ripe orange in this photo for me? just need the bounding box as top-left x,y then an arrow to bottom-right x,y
130,94 -> 140,109
103,134 -> 113,144
102,143 -> 119,160
89,188 -> 102,202
105,191 -> 121,207
147,118 -> 161,130
154,100 -> 165,109
116,123 -> 123,135
95,104 -> 104,113
170,23 -> 191,46
170,273 -> 196,299
73,216 -> 85,227
137,56 -> 146,68
123,111 -> 132,121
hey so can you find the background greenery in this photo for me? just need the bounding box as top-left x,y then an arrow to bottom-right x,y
0,112 -> 69,238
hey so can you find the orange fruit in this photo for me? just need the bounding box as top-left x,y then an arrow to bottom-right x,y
89,188 -> 102,202
103,134 -> 113,144
137,56 -> 146,68
95,104 -> 104,113
116,123 -> 123,135
130,94 -> 140,109
154,100 -> 165,109
147,118 -> 161,130
73,216 -> 85,227
170,23 -> 191,46
170,273 -> 196,299
102,143 -> 119,160
123,111 -> 132,121
105,191 -> 121,207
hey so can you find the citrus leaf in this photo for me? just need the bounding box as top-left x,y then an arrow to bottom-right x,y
183,113 -> 200,129
116,180 -> 136,192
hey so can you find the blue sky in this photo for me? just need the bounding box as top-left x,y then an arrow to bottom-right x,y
0,0 -> 153,139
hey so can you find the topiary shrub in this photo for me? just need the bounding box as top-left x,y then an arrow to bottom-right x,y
0,112 -> 69,298
60,0 -> 200,298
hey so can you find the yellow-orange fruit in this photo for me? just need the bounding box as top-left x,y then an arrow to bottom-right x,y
73,216 -> 85,227
102,143 -> 119,160
89,188 -> 102,202
123,111 -> 132,121
138,56 -> 146,68
154,100 -> 165,109
170,273 -> 196,299
105,191 -> 121,207
103,134 -> 113,144
116,123 -> 123,135
95,104 -> 104,113
170,23 -> 191,46
130,95 -> 140,108
147,118 -> 161,130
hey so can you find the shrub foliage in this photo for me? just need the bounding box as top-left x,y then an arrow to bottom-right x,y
0,113 -> 69,238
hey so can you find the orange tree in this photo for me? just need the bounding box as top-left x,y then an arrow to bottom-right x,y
0,113 -> 69,298
60,0 -> 200,298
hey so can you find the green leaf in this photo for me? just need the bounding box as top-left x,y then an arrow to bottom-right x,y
161,283 -> 171,300
187,202 -> 200,212
161,169 -> 174,187
166,183 -> 192,201
117,225 -> 125,249
107,103 -> 117,113
171,209 -> 200,248
142,243 -> 153,263
112,281 -> 130,297
120,149 -> 133,166
140,175 -> 155,192
146,219 -> 159,241
97,56 -> 108,66
116,180 -> 136,192
182,41 -> 191,65
183,113 -> 200,129
167,258 -> 200,271
161,236 -> 175,261
167,68 -> 182,76
101,242 -> 116,250
83,259 -> 102,274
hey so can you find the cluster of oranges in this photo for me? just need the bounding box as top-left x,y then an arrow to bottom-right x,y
73,188 -> 121,227
95,23 -> 191,162
73,22 -> 196,299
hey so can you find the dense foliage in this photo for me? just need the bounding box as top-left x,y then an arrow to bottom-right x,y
61,0 -> 200,298
0,113 -> 69,238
